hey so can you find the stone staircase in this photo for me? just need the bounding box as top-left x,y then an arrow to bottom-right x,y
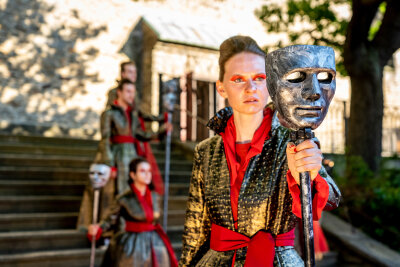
0,134 -> 191,267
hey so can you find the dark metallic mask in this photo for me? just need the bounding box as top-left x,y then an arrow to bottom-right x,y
266,45 -> 336,130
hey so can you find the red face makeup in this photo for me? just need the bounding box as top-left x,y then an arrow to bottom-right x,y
229,73 -> 266,83
230,75 -> 246,82
252,73 -> 266,81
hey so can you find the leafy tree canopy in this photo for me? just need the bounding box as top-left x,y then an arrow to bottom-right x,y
256,0 -> 386,75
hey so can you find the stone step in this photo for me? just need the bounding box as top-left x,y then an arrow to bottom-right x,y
168,182 -> 189,196
0,210 -> 184,232
0,243 -> 182,267
0,227 -> 182,255
165,210 -> 186,227
150,150 -> 184,158
0,154 -> 190,171
0,230 -> 88,254
0,180 -> 86,196
149,142 -> 179,151
0,167 -> 190,183
0,247 -> 106,267
0,239 -> 181,267
0,166 -> 88,181
0,143 -> 96,157
0,194 -> 185,216
0,212 -> 78,232
0,134 -> 182,154
0,180 -> 187,196
162,170 -> 191,183
0,142 -> 185,160
0,154 -> 92,168
0,196 -> 82,214
166,225 -> 184,244
321,212 -> 400,267
157,160 -> 193,172
0,134 -> 98,148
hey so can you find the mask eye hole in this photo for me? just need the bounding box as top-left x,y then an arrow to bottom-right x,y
317,72 -> 333,83
285,71 -> 306,83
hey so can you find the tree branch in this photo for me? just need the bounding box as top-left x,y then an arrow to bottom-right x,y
372,0 -> 400,67
344,0 -> 383,72
347,0 -> 382,48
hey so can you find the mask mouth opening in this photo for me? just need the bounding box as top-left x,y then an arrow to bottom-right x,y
296,106 -> 322,111
295,106 -> 322,117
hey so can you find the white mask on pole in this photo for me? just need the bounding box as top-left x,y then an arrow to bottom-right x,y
89,164 -> 111,189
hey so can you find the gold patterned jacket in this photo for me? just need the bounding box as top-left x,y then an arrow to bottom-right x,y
179,106 -> 341,266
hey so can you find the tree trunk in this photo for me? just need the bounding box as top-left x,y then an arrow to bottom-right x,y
347,52 -> 383,172
343,0 -> 386,173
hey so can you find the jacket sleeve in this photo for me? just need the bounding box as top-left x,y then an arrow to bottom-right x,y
287,160 -> 341,220
94,111 -> 114,166
317,165 -> 341,211
135,123 -> 167,142
135,127 -> 163,142
312,137 -> 341,211
138,109 -> 165,122
99,198 -> 121,232
179,144 -> 211,266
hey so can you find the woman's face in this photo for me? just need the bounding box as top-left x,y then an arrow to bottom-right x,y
217,52 -> 269,115
130,162 -> 152,186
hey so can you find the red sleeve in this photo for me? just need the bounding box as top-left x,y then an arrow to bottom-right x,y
164,111 -> 169,123
87,227 -> 103,241
110,166 -> 117,179
287,170 -> 330,221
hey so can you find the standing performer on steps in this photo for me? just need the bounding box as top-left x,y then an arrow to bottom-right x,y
96,78 -> 170,195
77,79 -> 170,233
179,35 -> 341,267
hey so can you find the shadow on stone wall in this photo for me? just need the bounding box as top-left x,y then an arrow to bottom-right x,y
0,0 -> 107,138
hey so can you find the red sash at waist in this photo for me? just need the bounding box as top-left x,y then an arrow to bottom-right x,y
124,221 -> 178,267
210,223 -> 295,267
125,220 -> 156,232
111,135 -> 135,144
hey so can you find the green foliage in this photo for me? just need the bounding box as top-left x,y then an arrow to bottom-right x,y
256,0 -> 350,75
368,2 -> 386,41
334,155 -> 400,251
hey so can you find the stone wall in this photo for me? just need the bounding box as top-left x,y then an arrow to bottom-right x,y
0,0 -> 271,139
0,0 -> 143,138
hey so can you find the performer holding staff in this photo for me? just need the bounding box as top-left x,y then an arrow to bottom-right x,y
87,164 -> 111,267
179,36 -> 341,266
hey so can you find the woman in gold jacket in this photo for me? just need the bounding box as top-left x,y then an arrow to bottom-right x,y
179,36 -> 341,266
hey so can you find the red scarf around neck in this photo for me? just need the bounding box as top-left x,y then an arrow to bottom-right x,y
130,183 -> 153,223
220,108 -> 273,230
